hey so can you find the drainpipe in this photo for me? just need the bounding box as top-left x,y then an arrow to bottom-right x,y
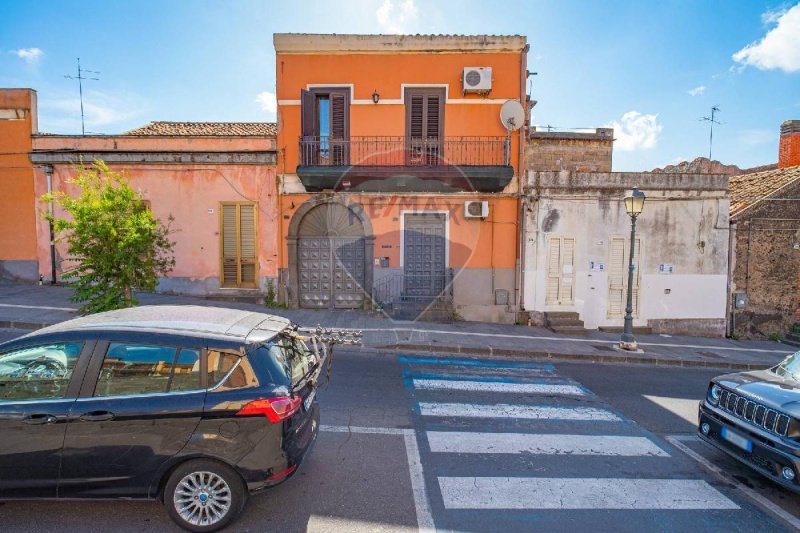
725,220 -> 736,337
515,43 -> 529,313
43,164 -> 56,284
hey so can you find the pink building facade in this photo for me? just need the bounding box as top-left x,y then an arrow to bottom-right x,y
29,123 -> 280,297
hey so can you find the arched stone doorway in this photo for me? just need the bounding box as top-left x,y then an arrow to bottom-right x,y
287,198 -> 374,309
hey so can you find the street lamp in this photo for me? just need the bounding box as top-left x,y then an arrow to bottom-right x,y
620,187 -> 646,351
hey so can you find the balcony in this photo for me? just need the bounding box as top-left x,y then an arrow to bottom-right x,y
297,136 -> 514,193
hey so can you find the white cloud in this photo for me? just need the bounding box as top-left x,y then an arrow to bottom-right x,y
376,0 -> 418,34
606,111 -> 663,151
10,47 -> 43,64
255,91 -> 277,117
732,3 -> 800,73
687,85 -> 706,96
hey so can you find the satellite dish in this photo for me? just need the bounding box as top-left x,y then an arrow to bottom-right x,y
500,100 -> 525,131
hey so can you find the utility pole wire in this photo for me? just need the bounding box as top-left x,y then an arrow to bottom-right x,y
64,58 -> 99,136
699,105 -> 721,163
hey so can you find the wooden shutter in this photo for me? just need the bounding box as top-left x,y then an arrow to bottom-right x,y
405,88 -> 444,165
545,237 -> 561,305
239,204 -> 256,285
330,92 -> 348,165
300,89 -> 315,138
607,236 -> 641,318
221,205 -> 239,287
220,203 -> 258,288
545,236 -> 575,305
426,94 -> 441,139
300,89 -> 315,165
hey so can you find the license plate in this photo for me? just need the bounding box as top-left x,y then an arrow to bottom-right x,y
303,390 -> 316,411
721,426 -> 752,452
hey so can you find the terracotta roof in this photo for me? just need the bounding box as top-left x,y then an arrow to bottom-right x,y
729,165 -> 800,218
124,121 -> 277,136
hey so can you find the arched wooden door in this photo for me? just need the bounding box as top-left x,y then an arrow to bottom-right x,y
297,203 -> 366,309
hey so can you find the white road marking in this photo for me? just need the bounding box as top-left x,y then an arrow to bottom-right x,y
427,431 -> 669,457
643,395 -> 700,426
320,425 -> 435,532
360,327 -> 790,354
403,430 -> 436,533
320,424 -> 406,435
667,435 -> 800,531
438,477 -> 739,510
413,379 -> 584,395
419,402 -> 621,421
0,303 -> 77,312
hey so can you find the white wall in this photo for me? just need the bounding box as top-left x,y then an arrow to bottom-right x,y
522,171 -> 730,332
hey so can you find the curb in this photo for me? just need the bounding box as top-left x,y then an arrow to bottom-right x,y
377,343 -> 773,371
0,321 -> 773,371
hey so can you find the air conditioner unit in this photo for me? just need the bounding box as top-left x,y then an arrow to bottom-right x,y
464,200 -> 489,219
462,67 -> 492,93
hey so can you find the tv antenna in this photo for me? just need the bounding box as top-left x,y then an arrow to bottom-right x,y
64,58 -> 100,136
699,105 -> 721,163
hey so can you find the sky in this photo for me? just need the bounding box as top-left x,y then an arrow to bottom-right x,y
1,0 -> 798,171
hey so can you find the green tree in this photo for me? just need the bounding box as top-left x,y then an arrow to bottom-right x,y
43,161 -> 175,313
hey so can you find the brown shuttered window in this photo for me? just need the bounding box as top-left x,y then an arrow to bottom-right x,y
405,88 -> 444,165
300,88 -> 350,165
220,203 -> 258,288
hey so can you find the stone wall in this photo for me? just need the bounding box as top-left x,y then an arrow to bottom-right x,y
526,128 -> 613,172
731,181 -> 800,338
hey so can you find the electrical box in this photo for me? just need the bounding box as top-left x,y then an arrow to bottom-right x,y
734,292 -> 748,309
495,289 -> 509,306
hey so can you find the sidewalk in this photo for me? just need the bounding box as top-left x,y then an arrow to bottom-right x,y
0,280 -> 794,370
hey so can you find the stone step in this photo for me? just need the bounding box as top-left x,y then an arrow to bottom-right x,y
544,311 -> 580,320
550,325 -> 590,335
546,317 -> 585,327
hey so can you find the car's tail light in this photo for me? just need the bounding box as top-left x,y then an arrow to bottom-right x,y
236,396 -> 303,424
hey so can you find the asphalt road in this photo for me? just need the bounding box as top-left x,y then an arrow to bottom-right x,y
0,327 -> 799,532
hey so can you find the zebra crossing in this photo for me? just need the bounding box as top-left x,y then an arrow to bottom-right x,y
399,355 -> 786,532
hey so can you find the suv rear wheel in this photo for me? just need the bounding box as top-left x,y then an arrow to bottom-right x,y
164,459 -> 248,532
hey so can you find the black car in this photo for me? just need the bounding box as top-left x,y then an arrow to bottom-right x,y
698,350 -> 800,492
0,305 -> 326,532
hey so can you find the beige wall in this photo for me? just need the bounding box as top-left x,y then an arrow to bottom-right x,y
523,171 -> 730,336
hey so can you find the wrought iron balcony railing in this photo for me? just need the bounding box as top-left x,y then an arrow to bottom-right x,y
299,136 -> 508,167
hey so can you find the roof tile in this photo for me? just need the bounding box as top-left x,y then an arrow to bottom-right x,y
125,121 -> 276,136
729,165 -> 800,218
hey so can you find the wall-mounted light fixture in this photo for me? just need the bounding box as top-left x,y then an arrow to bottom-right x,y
372,90 -> 380,104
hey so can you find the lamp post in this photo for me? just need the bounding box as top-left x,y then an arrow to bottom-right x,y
620,187 -> 646,351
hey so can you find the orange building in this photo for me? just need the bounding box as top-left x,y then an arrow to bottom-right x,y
275,34 -> 528,322
0,89 -> 39,281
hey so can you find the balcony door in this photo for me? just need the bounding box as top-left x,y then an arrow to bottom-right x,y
301,88 -> 350,165
405,88 -> 445,166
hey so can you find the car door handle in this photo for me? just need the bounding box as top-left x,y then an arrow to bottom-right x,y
79,411 -> 115,422
24,414 -> 58,425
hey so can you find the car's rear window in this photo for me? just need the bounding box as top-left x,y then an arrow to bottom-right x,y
208,350 -> 258,390
259,335 -> 316,387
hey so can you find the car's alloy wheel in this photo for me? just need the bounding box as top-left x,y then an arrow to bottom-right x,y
165,459 -> 247,532
174,471 -> 232,527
